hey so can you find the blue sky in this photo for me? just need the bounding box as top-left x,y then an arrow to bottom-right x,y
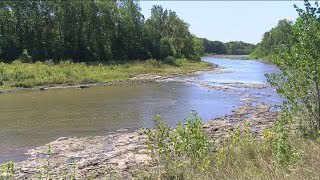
140,1 -> 305,44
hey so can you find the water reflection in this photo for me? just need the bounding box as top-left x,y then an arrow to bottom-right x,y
0,81 -> 241,163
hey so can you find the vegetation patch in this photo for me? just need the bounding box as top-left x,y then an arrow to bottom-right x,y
0,59 -> 212,91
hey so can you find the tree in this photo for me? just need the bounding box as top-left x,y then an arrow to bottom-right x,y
250,19 -> 293,60
202,38 -> 254,55
143,5 -> 201,60
225,41 -> 256,55
267,0 -> 320,134
0,1 -> 203,63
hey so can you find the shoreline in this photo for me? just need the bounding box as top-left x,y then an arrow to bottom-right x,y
1,58 -> 280,179
207,54 -> 274,64
206,54 -> 251,60
13,98 -> 277,179
0,66 -> 217,94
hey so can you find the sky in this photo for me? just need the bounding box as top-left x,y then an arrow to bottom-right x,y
140,1 -> 305,44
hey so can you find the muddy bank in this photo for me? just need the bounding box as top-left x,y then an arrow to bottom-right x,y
12,98 -> 277,179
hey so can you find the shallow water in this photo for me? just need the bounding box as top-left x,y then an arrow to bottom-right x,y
0,57 -> 281,163
199,57 -> 282,105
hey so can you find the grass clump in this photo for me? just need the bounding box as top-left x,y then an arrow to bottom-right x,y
0,59 -> 211,90
140,113 -> 320,180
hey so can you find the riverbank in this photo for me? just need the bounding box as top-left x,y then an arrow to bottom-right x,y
0,59 -> 213,93
207,54 -> 251,60
207,54 -> 275,64
1,57 -> 285,179
12,98 -> 278,179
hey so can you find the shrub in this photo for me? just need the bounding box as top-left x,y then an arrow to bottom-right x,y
0,161 -> 14,180
19,49 -> 32,63
163,56 -> 176,65
44,59 -> 54,65
144,111 -> 212,178
145,59 -> 163,68
266,1 -> 320,136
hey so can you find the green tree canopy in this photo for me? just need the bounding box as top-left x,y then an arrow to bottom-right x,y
267,0 -> 320,133
0,1 -> 203,63
250,19 -> 293,60
201,38 -> 255,55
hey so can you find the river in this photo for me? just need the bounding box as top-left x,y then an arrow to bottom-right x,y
0,57 -> 281,164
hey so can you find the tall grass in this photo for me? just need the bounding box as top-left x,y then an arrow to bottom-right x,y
0,59 -> 211,90
139,115 -> 320,180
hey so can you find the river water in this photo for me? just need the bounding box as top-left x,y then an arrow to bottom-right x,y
0,57 -> 281,164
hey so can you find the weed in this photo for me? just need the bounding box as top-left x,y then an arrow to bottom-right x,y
0,161 -> 14,180
144,111 -> 212,178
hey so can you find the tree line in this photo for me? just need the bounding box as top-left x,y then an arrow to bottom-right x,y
0,0 -> 203,63
0,0 -> 257,63
201,38 -> 256,55
249,19 -> 293,60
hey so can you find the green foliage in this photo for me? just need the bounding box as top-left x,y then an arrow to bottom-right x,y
202,39 -> 227,55
163,56 -> 176,65
142,116 -> 307,179
19,49 -> 32,63
215,123 -> 256,166
202,39 -> 256,55
250,19 -> 293,61
0,1 -> 203,63
0,59 -> 211,90
225,41 -> 256,55
271,120 -> 301,164
144,111 -> 212,178
174,111 -> 211,168
0,161 -> 14,180
143,5 -> 202,61
266,0 -> 320,134
191,37 -> 205,61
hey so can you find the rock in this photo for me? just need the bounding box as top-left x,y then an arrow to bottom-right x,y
79,85 -> 90,89
39,87 -> 46,91
130,74 -> 162,82
117,128 -> 129,132
21,168 -> 29,173
56,137 -> 69,141
13,101 -> 277,180
202,125 -> 211,129
118,161 -> 128,169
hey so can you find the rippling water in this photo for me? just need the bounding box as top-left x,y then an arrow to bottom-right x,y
0,57 -> 281,163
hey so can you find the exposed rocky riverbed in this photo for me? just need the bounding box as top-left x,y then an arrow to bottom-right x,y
1,58 -> 281,179
12,95 -> 278,179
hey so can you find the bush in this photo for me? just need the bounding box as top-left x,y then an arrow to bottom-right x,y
191,55 -> 201,62
19,49 -> 32,63
163,56 -> 176,65
0,161 -> 14,180
145,59 -> 163,68
144,111 -> 212,178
